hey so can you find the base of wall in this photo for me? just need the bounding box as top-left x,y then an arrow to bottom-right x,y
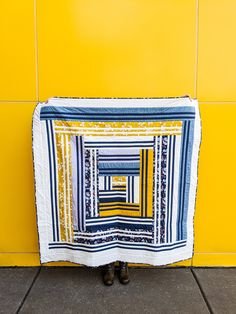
0,253 -> 191,267
0,253 -> 40,266
192,253 -> 236,266
0,253 -> 235,267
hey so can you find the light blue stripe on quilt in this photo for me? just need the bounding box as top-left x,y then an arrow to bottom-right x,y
41,105 -> 195,115
177,120 -> 194,240
71,135 -> 86,232
99,162 -> 140,169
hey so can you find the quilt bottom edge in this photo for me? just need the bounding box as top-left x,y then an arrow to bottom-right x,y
39,247 -> 193,268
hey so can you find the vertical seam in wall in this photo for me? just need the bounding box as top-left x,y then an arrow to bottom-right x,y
194,0 -> 199,99
192,0 -> 199,267
34,0 -> 39,102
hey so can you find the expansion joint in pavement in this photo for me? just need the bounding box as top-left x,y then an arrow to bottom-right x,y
15,267 -> 41,314
190,267 -> 214,314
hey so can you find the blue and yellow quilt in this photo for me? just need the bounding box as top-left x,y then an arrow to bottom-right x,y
33,97 -> 201,266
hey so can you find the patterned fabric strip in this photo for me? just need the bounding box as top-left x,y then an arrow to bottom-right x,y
71,136 -> 86,232
139,149 -> 154,217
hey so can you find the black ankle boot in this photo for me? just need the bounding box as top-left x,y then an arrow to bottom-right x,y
118,261 -> 130,284
102,262 -> 115,286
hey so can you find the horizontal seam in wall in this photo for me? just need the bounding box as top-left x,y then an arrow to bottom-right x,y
199,101 -> 236,104
0,101 -> 37,104
0,252 -> 235,254
194,252 -> 236,254
0,252 -> 39,254
1,100 -> 236,104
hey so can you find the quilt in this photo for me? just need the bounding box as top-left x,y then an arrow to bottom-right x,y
32,97 -> 201,266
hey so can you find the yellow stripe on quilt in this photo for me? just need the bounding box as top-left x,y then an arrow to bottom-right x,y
100,209 -> 140,217
140,150 -> 143,217
99,202 -> 140,217
55,133 -> 66,241
55,133 -> 73,242
99,202 -> 139,208
54,120 -> 182,136
147,149 -> 154,217
112,176 -> 126,182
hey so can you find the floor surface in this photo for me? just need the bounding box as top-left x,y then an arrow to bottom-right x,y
0,267 -> 235,314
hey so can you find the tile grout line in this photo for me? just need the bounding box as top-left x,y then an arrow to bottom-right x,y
34,0 -> 39,102
1,100 -> 236,104
199,101 -> 236,104
15,267 -> 41,314
0,101 -> 37,103
0,252 -> 39,254
194,0 -> 199,99
190,267 -> 214,314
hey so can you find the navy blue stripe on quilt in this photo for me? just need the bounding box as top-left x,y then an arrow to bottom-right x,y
49,239 -> 187,253
99,197 -> 127,203
99,170 -> 139,176
71,136 -> 86,232
46,121 -> 57,241
46,120 -> 60,241
40,106 -> 195,121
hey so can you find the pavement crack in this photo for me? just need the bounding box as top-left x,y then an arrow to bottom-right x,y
15,267 -> 41,314
190,267 -> 214,314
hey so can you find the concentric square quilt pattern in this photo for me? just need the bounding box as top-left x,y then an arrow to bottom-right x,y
33,97 -> 201,266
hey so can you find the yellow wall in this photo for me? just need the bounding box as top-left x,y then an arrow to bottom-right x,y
0,0 -> 236,267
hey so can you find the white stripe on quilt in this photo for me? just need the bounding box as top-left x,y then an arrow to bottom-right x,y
94,149 -> 98,216
99,177 -> 104,191
74,229 -> 152,237
61,135 -> 68,241
166,135 -> 172,243
48,97 -> 191,107
86,216 -> 153,222
90,149 -> 93,217
100,193 -> 126,197
158,136 -> 162,244
154,136 -> 158,245
126,176 -> 135,203
55,126 -> 181,131
65,134 -> 72,242
49,239 -> 187,251
46,120 -> 60,241
71,136 -> 78,229
74,230 -> 153,239
171,135 -> 181,242
86,219 -> 152,226
164,136 -> 170,244
99,148 -> 140,155
85,136 -> 154,142
133,177 -> 139,203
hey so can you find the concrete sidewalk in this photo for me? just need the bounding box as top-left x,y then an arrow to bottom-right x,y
0,267 -> 235,314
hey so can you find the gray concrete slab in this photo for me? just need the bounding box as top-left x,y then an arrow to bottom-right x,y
19,267 -> 209,314
193,268 -> 236,314
0,267 -> 39,314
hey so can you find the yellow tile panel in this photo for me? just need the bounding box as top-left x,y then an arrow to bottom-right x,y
194,104 -> 236,253
0,1 -> 36,101
0,103 -> 38,252
37,0 -> 197,100
197,0 -> 236,101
